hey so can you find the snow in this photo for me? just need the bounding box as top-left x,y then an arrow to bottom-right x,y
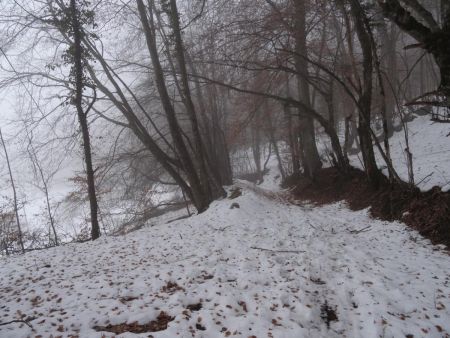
347,114 -> 450,192
385,115 -> 450,191
258,157 -> 284,192
1,179 -> 450,337
1,115 -> 450,337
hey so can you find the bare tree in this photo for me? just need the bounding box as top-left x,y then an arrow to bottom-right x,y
0,128 -> 24,253
136,0 -> 225,211
293,0 -> 322,179
49,0 -> 101,240
25,131 -> 58,246
377,0 -> 450,101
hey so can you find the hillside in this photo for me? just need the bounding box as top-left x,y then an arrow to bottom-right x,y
2,1 -> 450,337
1,180 -> 450,337
350,114 -> 450,192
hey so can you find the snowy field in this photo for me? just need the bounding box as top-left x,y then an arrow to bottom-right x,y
1,180 -> 450,338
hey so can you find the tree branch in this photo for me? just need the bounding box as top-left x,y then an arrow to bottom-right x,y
377,0 -> 431,44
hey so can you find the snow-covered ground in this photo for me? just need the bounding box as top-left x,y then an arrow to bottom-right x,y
1,179 -> 450,338
346,114 -> 450,192
1,111 -> 450,338
385,115 -> 450,191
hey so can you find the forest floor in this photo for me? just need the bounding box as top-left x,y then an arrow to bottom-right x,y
1,114 -> 450,338
346,114 -> 450,192
286,166 -> 450,247
1,174 -> 450,337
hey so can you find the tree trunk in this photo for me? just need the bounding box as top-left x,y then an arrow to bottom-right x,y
214,90 -> 234,185
0,128 -> 24,253
378,20 -> 397,136
377,0 -> 450,98
349,0 -> 381,188
35,153 -> 58,246
251,116 -> 263,183
363,8 -> 396,182
266,110 -> 286,181
284,75 -> 300,175
167,0 -> 226,199
84,43 -> 199,206
293,0 -> 322,179
343,115 -> 351,160
137,0 -> 211,212
70,0 -> 100,240
186,53 -> 232,185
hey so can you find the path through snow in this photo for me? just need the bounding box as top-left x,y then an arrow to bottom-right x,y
1,183 -> 450,337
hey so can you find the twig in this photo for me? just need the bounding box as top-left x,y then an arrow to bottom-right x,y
0,319 -> 33,329
208,225 -> 232,232
348,226 -> 371,234
305,220 -> 324,231
250,246 -> 305,254
163,254 -> 196,264
415,172 -> 434,186
166,214 -> 192,224
307,222 -> 318,230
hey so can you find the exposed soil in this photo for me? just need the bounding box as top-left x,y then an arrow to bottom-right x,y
320,301 -> 338,328
161,281 -> 185,294
228,187 -> 242,199
93,311 -> 174,334
186,302 -> 202,312
285,167 -> 450,248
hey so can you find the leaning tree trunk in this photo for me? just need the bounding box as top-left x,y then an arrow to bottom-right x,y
137,0 -> 215,212
167,0 -> 226,200
187,52 -> 233,186
71,0 -> 100,240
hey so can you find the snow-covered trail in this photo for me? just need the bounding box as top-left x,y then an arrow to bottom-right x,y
1,183 -> 450,338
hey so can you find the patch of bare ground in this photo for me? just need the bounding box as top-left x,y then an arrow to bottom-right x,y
161,281 -> 185,294
320,301 -> 338,328
285,167 -> 450,248
93,311 -> 174,334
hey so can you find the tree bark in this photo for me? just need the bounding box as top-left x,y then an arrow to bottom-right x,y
251,114 -> 263,183
186,52 -> 233,185
83,45 -> 197,204
70,0 -> 100,240
378,0 -> 450,97
378,20 -> 397,136
293,0 -> 322,179
349,0 -> 381,188
266,108 -> 286,181
137,0 -> 216,212
167,0 -> 225,199
284,75 -> 300,175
